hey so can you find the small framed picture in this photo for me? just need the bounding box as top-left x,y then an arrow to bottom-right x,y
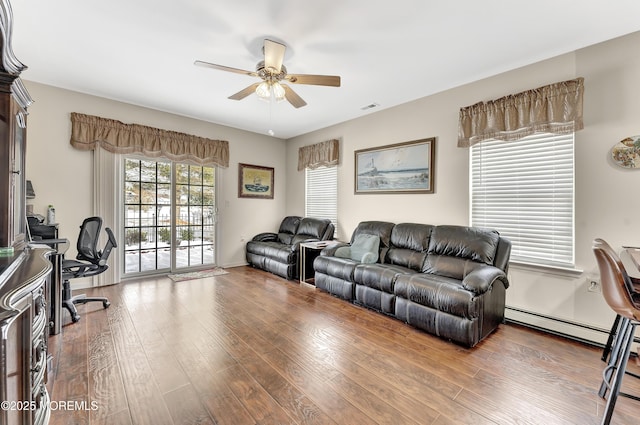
238,163 -> 274,199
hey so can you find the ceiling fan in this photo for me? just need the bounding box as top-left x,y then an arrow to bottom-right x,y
194,39 -> 341,108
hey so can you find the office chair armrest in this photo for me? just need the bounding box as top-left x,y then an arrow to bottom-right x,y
62,259 -> 98,278
97,227 -> 117,267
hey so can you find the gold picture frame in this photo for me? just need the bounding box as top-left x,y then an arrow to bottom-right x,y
238,163 -> 274,199
354,137 -> 435,194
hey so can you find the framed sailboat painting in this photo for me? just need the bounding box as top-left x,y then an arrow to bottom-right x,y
354,138 -> 435,194
238,163 -> 274,199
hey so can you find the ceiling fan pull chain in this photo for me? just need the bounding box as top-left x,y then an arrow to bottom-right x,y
268,98 -> 275,136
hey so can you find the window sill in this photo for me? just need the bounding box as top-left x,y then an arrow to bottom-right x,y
509,261 -> 583,277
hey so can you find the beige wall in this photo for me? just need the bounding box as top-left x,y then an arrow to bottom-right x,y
286,32 -> 640,343
24,81 -> 287,270
24,31 -> 640,343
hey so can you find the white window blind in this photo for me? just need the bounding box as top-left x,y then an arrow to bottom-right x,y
305,165 -> 337,237
470,132 -> 575,268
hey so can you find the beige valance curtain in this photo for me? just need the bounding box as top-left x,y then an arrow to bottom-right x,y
458,77 -> 584,147
297,138 -> 340,171
70,112 -> 229,167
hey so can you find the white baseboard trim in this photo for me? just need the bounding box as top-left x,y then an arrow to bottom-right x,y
505,306 -> 611,346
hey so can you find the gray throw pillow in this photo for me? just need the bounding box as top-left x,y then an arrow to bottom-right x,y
350,234 -> 380,263
335,246 -> 351,258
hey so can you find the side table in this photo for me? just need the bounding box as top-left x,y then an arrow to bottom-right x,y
299,241 -> 331,285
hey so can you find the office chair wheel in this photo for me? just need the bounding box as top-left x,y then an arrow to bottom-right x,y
71,312 -> 81,323
103,300 -> 110,308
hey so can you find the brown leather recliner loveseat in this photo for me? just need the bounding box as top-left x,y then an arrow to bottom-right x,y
246,216 -> 334,280
314,221 -> 511,347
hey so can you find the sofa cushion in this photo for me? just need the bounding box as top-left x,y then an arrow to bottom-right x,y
277,216 -> 301,244
394,273 -> 480,319
386,223 -> 433,271
354,263 -> 417,292
278,233 -> 294,245
428,225 -> 500,265
390,223 -> 432,251
298,217 -> 330,238
291,217 -> 333,245
422,226 -> 501,278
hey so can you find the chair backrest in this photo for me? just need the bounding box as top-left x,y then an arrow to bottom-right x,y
292,217 -> 334,244
593,238 -> 640,321
76,216 -> 103,264
277,216 -> 302,245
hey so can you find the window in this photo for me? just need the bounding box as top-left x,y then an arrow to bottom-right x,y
305,166 -> 338,236
470,132 -> 574,268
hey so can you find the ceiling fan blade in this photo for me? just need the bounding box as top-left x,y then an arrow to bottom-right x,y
264,39 -> 286,72
281,84 -> 307,108
285,74 -> 341,87
229,83 -> 261,100
194,60 -> 257,77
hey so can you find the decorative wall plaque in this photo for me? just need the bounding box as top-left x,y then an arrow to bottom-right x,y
611,135 -> 640,169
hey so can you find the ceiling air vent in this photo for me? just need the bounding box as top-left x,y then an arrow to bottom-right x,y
360,102 -> 380,111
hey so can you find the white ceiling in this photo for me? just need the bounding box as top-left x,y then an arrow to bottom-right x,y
10,0 -> 640,139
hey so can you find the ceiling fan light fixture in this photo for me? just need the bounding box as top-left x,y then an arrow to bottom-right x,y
256,82 -> 271,100
255,81 -> 286,103
272,82 -> 285,102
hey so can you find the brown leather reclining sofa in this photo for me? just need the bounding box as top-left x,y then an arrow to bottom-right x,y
314,221 -> 511,347
246,216 -> 334,280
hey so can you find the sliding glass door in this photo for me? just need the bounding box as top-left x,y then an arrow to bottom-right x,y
123,157 -> 216,275
175,164 -> 216,269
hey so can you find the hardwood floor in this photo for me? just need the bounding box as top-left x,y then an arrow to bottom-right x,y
46,266 -> 640,424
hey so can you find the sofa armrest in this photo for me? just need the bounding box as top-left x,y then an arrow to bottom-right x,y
320,241 -> 349,256
252,232 -> 278,242
462,266 -> 509,294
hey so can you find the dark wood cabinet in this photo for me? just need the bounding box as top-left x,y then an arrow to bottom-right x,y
0,248 -> 52,425
0,0 -> 33,249
0,1 -> 51,424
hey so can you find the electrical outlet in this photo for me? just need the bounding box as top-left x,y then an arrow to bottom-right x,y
588,280 -> 601,293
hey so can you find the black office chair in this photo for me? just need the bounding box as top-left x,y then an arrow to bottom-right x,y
61,216 -> 117,323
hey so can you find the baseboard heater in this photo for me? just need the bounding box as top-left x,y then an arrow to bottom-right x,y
504,306 -> 640,350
